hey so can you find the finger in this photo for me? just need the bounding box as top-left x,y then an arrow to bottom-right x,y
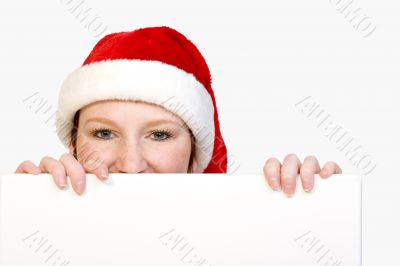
281,154 -> 301,197
59,153 -> 86,195
263,157 -> 281,191
300,156 -> 321,192
39,157 -> 67,190
320,161 -> 342,178
80,150 -> 109,181
15,160 -> 41,174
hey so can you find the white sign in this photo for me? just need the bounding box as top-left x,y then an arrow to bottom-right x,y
0,174 -> 361,265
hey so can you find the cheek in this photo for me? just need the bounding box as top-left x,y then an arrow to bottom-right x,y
144,138 -> 192,172
75,134 -> 118,165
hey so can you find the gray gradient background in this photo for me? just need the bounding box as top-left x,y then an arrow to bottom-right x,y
0,0 -> 399,265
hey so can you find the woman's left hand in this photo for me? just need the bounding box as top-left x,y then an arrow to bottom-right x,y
263,154 -> 342,197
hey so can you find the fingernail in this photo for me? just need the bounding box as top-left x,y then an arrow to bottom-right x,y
304,184 -> 313,192
285,191 -> 293,198
101,171 -> 108,179
76,181 -> 85,195
284,185 -> 294,197
59,177 -> 67,188
272,185 -> 280,191
270,177 -> 279,190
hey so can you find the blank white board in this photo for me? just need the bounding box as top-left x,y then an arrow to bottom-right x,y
0,174 -> 361,265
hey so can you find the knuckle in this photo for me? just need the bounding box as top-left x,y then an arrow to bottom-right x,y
304,155 -> 317,162
280,170 -> 289,180
263,158 -> 279,170
59,153 -> 72,161
280,167 -> 295,180
326,161 -> 335,166
264,166 -> 278,177
300,167 -> 314,177
284,153 -> 297,161
54,162 -> 66,172
39,156 -> 52,165
21,160 -> 33,166
265,157 -> 279,164
49,162 -> 66,176
281,177 -> 293,186
68,164 -> 86,177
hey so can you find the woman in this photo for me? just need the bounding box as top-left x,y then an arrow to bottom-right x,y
15,26 -> 342,196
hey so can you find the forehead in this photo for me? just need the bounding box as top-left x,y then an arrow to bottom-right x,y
79,99 -> 184,125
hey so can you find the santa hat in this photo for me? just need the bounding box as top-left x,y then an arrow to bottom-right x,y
55,26 -> 227,173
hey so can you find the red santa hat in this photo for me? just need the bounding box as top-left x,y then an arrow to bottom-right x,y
55,26 -> 227,173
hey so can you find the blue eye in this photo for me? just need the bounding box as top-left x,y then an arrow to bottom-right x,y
151,130 -> 172,141
91,128 -> 114,140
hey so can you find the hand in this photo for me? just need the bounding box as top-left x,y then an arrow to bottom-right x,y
263,154 -> 342,197
14,153 -> 109,195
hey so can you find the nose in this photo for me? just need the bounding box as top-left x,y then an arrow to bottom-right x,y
113,142 -> 148,173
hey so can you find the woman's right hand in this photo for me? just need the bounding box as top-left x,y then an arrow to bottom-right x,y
14,153 -> 109,195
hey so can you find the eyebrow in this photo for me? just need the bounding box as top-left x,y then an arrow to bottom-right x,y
84,117 -> 120,127
145,119 -> 183,128
84,117 -> 182,128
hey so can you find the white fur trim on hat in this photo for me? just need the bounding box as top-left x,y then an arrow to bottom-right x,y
55,59 -> 215,173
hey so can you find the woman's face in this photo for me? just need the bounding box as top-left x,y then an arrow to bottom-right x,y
70,100 -> 196,173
